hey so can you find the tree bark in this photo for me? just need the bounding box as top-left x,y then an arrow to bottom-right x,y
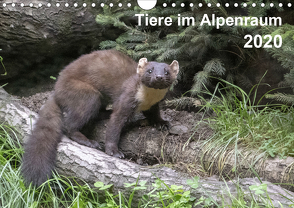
0,88 -> 293,206
0,0 -> 127,95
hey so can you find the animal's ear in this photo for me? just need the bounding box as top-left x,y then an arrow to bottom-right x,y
169,60 -> 179,76
137,58 -> 148,74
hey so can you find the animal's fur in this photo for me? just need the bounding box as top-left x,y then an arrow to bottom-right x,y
21,50 -> 179,186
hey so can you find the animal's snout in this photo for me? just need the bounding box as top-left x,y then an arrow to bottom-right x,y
155,74 -> 163,80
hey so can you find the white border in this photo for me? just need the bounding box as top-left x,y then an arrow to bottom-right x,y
1,2 -> 292,8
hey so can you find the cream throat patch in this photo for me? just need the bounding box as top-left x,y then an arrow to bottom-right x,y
135,84 -> 168,111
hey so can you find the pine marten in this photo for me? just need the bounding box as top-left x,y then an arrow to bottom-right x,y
21,49 -> 179,186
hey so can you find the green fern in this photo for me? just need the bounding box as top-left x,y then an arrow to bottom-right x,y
165,97 -> 202,109
263,24 -> 294,104
266,93 -> 294,105
95,0 -> 292,102
203,59 -> 226,76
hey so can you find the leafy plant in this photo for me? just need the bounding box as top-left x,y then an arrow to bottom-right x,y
249,183 -> 268,195
94,176 -> 214,208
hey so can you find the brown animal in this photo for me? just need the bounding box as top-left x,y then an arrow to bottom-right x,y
21,49 -> 179,186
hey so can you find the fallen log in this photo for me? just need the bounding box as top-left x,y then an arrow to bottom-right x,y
56,136 -> 294,207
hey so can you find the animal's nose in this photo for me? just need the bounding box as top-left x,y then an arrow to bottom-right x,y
156,75 -> 163,80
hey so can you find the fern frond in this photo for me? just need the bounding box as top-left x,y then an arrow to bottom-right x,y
99,40 -> 117,49
165,97 -> 202,109
203,58 -> 226,76
191,71 -> 210,95
284,69 -> 294,89
266,93 -> 294,105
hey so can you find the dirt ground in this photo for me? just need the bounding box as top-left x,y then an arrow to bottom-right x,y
19,91 -> 213,142
20,91 -> 53,113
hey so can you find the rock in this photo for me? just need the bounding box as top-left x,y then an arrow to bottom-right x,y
169,124 -> 189,135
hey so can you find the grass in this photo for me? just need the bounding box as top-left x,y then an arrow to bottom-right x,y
0,123 -> 103,208
198,78 -> 294,155
194,78 -> 294,184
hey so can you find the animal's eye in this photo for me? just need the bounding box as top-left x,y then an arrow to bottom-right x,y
148,68 -> 153,73
165,71 -> 168,75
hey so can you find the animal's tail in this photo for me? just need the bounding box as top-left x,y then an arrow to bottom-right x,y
21,96 -> 63,186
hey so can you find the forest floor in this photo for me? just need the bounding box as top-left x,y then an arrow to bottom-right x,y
17,89 -> 294,193
19,90 -> 214,174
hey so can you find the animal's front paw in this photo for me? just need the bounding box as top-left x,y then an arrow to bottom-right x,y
155,119 -> 171,131
89,140 -> 102,149
105,143 -> 125,158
